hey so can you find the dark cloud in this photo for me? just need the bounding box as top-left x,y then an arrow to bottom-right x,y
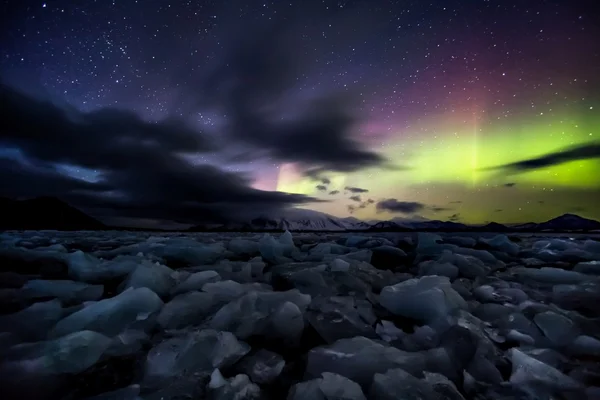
376,199 -> 425,214
344,186 -> 369,193
431,206 -> 450,212
316,185 -> 328,191
329,190 -> 340,195
200,22 -> 386,175
0,84 -> 321,225
503,182 -> 517,187
448,213 -> 461,222
347,205 -> 356,214
495,209 -> 503,212
320,177 -> 331,185
538,200 -> 545,204
367,198 -> 375,204
483,142 -> 600,173
349,195 -> 362,202
449,200 -> 463,204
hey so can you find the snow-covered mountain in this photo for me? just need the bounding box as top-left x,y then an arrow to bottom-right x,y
189,208 -> 600,232
189,208 -> 370,232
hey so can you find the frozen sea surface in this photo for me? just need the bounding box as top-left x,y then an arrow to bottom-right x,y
0,230 -> 599,399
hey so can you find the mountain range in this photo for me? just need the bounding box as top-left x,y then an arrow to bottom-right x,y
1,197 -> 599,233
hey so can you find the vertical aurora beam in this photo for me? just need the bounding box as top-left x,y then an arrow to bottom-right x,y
470,110 -> 479,187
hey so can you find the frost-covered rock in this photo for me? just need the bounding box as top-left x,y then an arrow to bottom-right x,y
288,372 -> 366,400
379,276 -> 467,323
50,287 -> 163,338
21,279 -> 103,303
144,329 -> 250,385
237,349 -> 285,384
157,291 -> 216,329
306,336 -> 427,388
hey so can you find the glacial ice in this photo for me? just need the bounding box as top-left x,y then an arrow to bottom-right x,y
379,275 -> 467,323
306,336 -> 427,388
369,368 -> 441,400
50,287 -> 164,337
288,372 -> 366,400
237,349 -> 285,384
157,291 -> 216,329
21,279 -> 104,303
144,329 -> 250,384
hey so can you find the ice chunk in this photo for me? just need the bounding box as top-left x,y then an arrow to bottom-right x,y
207,372 -> 261,400
330,258 -> 350,272
171,270 -> 221,296
513,267 -> 587,284
120,261 -> 175,298
21,279 -> 103,303
50,287 -> 163,338
237,349 -> 285,384
422,372 -> 466,400
369,368 -> 441,400
104,329 -> 148,357
306,336 -> 427,388
573,260 -> 600,275
228,239 -> 259,256
437,251 -> 490,278
66,251 -> 138,282
567,335 -> 600,356
369,245 -> 407,270
533,311 -> 579,346
210,290 -> 310,341
84,385 -> 142,400
157,291 -> 216,329
144,329 -> 250,384
270,301 -> 305,345
202,280 -> 269,302
344,236 -> 370,248
288,372 -> 366,400
375,320 -> 404,342
307,297 -> 377,343
3,330 -> 111,375
155,240 -> 226,265
509,348 -> 582,391
418,261 -> 459,280
379,276 -> 467,323
258,232 -> 296,263
480,234 -> 520,256
0,299 -> 63,341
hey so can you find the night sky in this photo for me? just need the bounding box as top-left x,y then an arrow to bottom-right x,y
1,0 -> 599,228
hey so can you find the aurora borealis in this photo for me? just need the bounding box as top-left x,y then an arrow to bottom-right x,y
1,0 -> 599,227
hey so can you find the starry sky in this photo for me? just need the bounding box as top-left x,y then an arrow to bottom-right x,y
1,0 -> 599,228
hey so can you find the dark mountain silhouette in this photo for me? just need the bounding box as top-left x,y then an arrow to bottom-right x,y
523,213 -> 600,232
0,197 -> 105,230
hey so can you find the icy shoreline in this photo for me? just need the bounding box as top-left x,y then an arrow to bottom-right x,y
1,230 -> 599,399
